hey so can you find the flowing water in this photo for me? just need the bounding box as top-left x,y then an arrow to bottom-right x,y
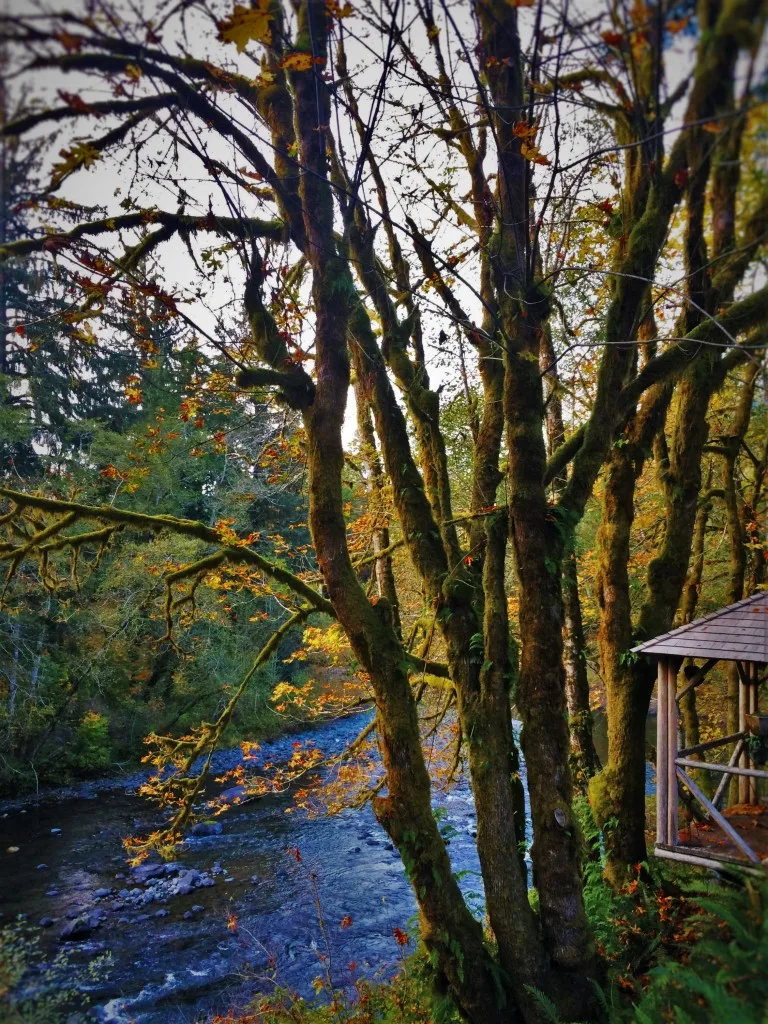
0,712 -> 492,1024
0,709 -> 658,1024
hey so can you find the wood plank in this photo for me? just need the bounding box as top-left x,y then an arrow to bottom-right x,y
657,658 -> 668,846
712,739 -> 745,810
667,660 -> 678,846
675,658 -> 720,703
676,768 -> 761,863
676,757 -> 768,780
749,663 -> 758,804
655,844 -> 767,876
740,664 -> 748,803
679,731 -> 744,757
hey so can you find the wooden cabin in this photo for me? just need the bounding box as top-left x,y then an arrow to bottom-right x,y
632,591 -> 768,874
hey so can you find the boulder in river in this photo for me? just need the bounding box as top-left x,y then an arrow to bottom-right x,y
59,912 -> 103,942
130,862 -> 165,884
190,821 -> 223,837
39,917 -> 55,928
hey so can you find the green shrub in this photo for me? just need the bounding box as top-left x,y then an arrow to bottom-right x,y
0,919 -> 111,1024
68,710 -> 112,773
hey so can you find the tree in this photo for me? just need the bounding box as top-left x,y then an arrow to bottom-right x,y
0,1 -> 765,1021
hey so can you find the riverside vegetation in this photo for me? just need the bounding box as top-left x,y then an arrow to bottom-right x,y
1,0 -> 767,1021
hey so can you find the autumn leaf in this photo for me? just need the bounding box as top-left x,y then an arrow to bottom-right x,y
703,120 -> 724,133
124,64 -> 142,81
56,30 -> 82,52
280,52 -> 325,71
217,1 -> 273,52
666,15 -> 689,33
326,0 -> 353,17
601,30 -> 626,46
57,91 -> 95,114
51,142 -> 102,184
507,0 -> 535,6
339,914 -> 353,928
520,141 -> 551,166
513,119 -> 538,141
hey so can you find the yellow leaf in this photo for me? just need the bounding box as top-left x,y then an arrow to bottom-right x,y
124,64 -> 142,81
217,1 -> 273,52
51,142 -> 101,184
326,0 -> 353,17
520,141 -> 551,166
280,51 -> 324,71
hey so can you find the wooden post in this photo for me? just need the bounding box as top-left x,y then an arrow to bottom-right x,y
667,659 -> 678,845
748,662 -> 758,804
657,657 -> 668,846
739,662 -> 748,805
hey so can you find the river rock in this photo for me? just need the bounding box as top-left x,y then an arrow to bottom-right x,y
154,909 -> 169,918
130,862 -> 165,884
39,917 -> 55,928
93,888 -> 111,898
216,784 -> 246,806
59,912 -> 103,942
50,828 -> 61,834
191,905 -> 204,913
36,863 -> 48,870
183,911 -> 194,920
190,821 -> 223,837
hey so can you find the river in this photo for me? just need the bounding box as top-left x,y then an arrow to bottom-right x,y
0,711 -> 496,1024
0,708 -> 657,1024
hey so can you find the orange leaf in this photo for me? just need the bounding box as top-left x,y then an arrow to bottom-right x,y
601,30 -> 625,46
520,141 -> 551,166
280,52 -> 325,71
57,31 -> 82,52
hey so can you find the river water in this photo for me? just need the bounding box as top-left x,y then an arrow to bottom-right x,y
0,709 -> 657,1024
0,711 -> 495,1024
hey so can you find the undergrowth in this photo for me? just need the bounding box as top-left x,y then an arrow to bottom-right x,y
210,810 -> 768,1024
0,918 -> 112,1024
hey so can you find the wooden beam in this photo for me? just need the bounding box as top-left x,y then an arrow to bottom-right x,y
676,757 -> 768,780
675,658 -> 720,704
668,659 -> 679,845
679,731 -> 744,758
657,658 -> 669,846
676,768 -> 761,864
655,844 -> 766,877
739,662 -> 749,803
712,738 -> 746,810
749,662 -> 759,804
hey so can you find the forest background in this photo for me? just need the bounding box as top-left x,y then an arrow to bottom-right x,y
0,0 -> 767,1020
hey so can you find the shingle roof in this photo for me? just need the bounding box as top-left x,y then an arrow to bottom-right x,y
632,590 -> 768,663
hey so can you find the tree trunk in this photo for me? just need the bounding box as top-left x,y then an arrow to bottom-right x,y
590,448 -> 649,880
562,549 -> 599,792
